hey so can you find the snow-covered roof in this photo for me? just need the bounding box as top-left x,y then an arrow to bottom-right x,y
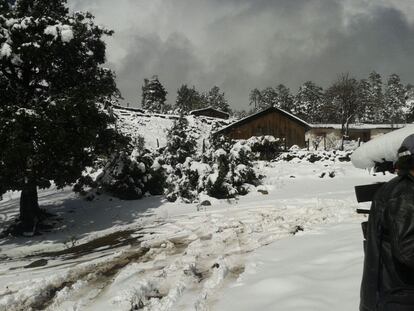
189,106 -> 229,116
111,104 -> 145,113
311,123 -> 407,130
351,125 -> 414,169
216,106 -> 311,134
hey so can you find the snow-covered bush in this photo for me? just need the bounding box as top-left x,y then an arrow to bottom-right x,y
163,133 -> 260,202
240,135 -> 282,160
164,158 -> 207,202
163,115 -> 198,166
161,115 -> 200,202
204,144 -> 258,198
75,149 -> 165,200
96,149 -> 165,200
276,150 -> 352,163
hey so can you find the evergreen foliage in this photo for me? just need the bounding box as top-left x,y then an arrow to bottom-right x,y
367,71 -> 386,123
141,75 -> 167,113
204,135 -> 259,198
206,86 -> 231,113
292,81 -> 324,123
247,136 -> 282,160
385,73 -> 406,124
249,88 -> 262,111
248,85 -> 293,113
163,115 -> 197,166
95,149 -> 165,200
0,0 -> 123,231
175,84 -> 205,113
260,87 -> 278,109
240,71 -> 412,126
162,119 -> 260,202
405,84 -> 414,123
275,84 -> 294,112
162,115 -> 199,202
358,78 -> 372,123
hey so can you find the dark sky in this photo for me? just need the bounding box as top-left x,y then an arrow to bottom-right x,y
69,0 -> 414,110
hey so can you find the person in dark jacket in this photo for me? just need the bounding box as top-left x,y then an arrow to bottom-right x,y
360,134 -> 414,311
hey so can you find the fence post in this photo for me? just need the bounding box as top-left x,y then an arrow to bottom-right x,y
157,138 -> 160,148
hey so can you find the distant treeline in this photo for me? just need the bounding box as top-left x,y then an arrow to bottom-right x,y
138,75 -> 231,114
245,72 -> 414,131
136,72 -> 413,134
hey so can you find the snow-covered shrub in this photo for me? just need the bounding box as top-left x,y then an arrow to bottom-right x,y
163,115 -> 197,166
241,135 -> 282,160
92,149 -> 165,200
164,158 -> 206,202
276,150 -> 352,163
204,136 -> 259,199
163,133 -> 260,202
161,115 -> 200,202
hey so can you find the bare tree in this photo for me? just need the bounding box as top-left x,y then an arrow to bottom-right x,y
325,73 -> 362,137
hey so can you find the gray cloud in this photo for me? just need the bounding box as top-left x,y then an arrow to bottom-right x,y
69,0 -> 414,110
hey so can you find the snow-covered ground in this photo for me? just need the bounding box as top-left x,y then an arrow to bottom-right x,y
113,108 -> 231,150
0,160 -> 392,311
215,222 -> 364,311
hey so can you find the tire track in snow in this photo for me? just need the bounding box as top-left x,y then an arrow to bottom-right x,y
0,197 -> 360,311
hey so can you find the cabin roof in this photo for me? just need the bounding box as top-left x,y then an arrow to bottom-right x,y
215,106 -> 311,135
190,106 -> 229,116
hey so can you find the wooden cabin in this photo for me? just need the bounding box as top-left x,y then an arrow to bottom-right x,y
215,106 -> 310,148
190,107 -> 230,119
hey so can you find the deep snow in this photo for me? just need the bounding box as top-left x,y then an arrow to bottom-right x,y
0,160 -> 391,311
113,107 -> 231,150
215,222 -> 364,311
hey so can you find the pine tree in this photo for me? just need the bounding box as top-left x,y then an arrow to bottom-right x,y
163,115 -> 198,202
260,87 -> 278,110
292,81 -> 324,123
275,84 -> 294,112
405,84 -> 414,123
367,71 -> 385,123
141,75 -> 167,113
164,115 -> 197,166
358,79 -> 372,123
385,73 -> 406,124
206,86 -> 231,113
249,88 -> 261,111
175,84 -> 205,113
0,0 -> 123,232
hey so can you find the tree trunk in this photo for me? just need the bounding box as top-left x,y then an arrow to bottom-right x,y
20,181 -> 41,233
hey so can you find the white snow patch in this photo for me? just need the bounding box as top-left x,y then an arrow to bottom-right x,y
44,24 -> 74,42
0,43 -> 12,58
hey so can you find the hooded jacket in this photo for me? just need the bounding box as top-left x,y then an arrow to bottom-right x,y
360,173 -> 414,311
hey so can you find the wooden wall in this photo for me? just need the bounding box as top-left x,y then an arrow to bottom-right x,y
223,111 -> 307,147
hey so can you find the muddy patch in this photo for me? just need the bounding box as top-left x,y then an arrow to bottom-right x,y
29,229 -> 142,260
29,246 -> 151,311
24,259 -> 48,269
